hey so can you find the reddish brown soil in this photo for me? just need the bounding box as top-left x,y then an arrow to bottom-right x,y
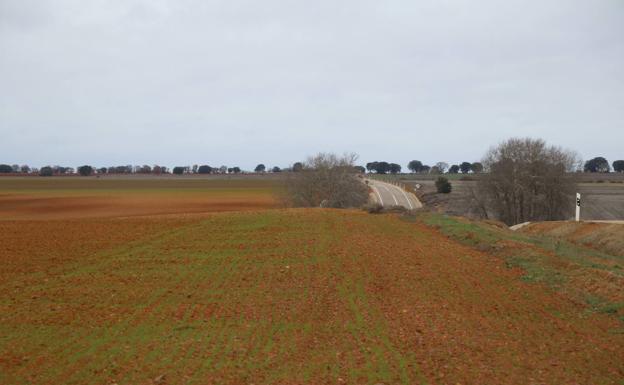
1,210 -> 623,384
0,194 -> 277,220
0,177 -> 280,220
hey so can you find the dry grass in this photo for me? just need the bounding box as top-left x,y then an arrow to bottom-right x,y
521,221 -> 624,256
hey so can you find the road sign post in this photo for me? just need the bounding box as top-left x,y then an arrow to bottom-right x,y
575,193 -> 581,222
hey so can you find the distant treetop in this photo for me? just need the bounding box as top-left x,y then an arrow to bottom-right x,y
584,157 -> 610,173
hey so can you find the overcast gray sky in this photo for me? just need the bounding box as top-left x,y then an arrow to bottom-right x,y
1,0 -> 623,170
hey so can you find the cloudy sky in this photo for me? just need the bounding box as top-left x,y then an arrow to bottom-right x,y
1,0 -> 623,170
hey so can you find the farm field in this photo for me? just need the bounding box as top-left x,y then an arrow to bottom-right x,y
1,207 -> 623,384
0,177 -> 280,220
378,175 -> 624,221
576,183 -> 624,221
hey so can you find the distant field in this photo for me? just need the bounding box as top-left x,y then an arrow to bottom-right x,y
577,182 -> 624,220
379,175 -> 624,221
0,177 -> 281,220
1,209 -> 623,384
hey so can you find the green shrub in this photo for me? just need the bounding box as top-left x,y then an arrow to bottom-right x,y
77,165 -> 93,176
435,177 -> 452,193
363,203 -> 384,214
39,166 -> 53,177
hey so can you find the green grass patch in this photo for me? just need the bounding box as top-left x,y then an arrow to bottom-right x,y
403,212 -> 624,323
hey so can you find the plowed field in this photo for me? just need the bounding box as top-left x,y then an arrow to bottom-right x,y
0,177 -> 278,220
2,209 -> 623,385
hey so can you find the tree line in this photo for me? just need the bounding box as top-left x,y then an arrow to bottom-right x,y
1,156 -> 623,176
364,157 -> 624,175
0,163 -> 284,176
583,157 -> 624,173
365,160 -> 484,174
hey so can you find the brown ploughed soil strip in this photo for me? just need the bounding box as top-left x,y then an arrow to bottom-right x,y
0,194 -> 277,220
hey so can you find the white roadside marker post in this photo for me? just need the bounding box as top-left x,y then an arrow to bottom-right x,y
575,193 -> 581,222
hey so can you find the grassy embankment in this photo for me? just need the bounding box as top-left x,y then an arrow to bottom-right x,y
520,220 -> 624,258
408,212 -> 624,321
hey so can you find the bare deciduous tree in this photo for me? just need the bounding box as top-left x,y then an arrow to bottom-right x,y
283,153 -> 369,208
478,138 -> 580,225
435,162 -> 449,173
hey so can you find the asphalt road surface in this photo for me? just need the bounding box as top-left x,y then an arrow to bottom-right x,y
367,179 -> 423,210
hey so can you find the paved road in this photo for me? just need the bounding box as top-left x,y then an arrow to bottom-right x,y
367,179 -> 423,209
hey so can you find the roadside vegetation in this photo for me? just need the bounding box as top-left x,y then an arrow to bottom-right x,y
402,211 -> 624,323
434,176 -> 452,193
282,153 -> 369,208
520,221 -> 624,257
477,138 -> 581,225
